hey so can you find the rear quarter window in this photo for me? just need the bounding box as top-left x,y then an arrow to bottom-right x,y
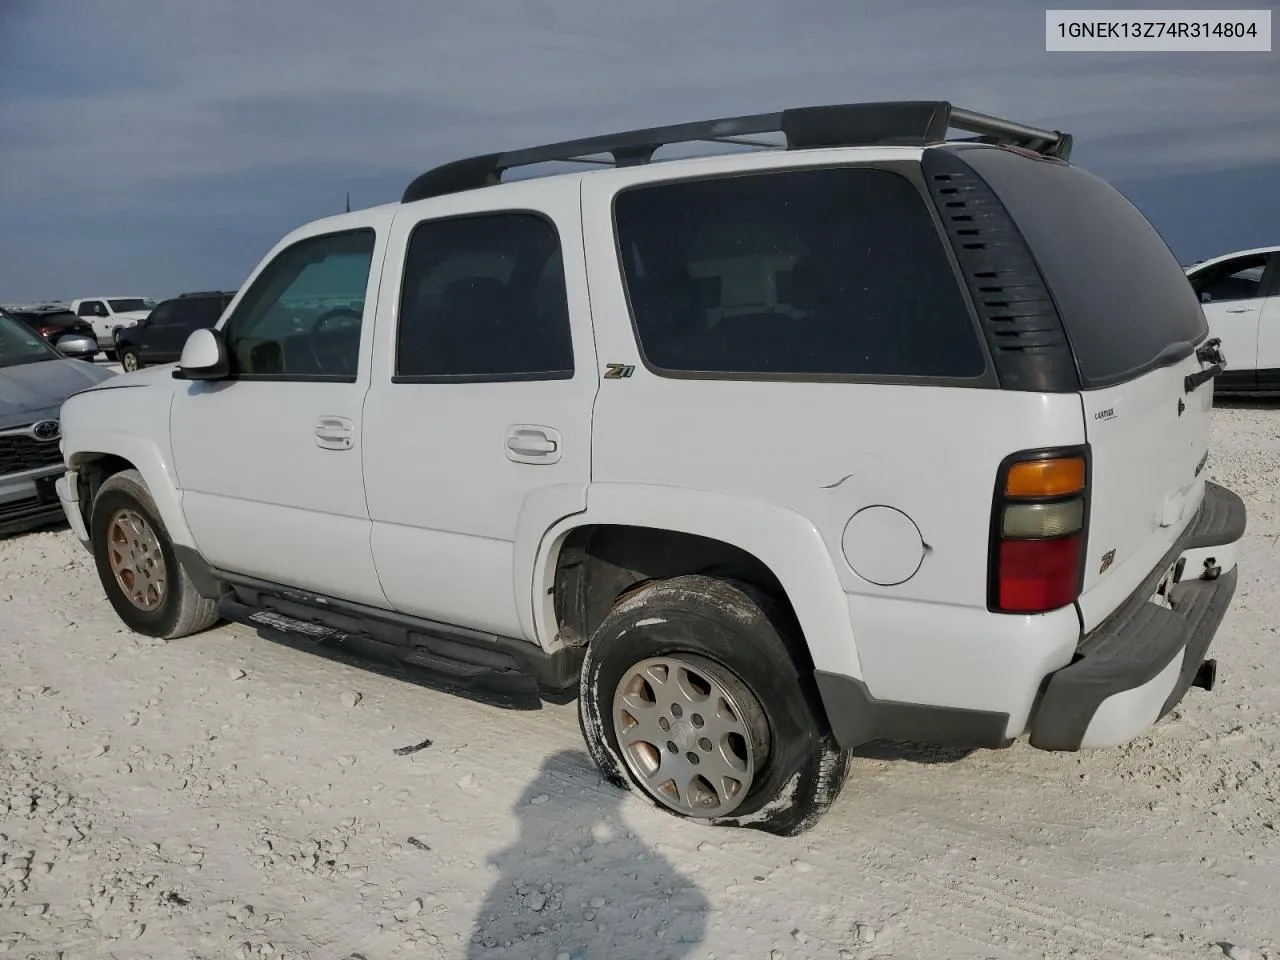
953,147 -> 1207,389
612,165 -> 987,381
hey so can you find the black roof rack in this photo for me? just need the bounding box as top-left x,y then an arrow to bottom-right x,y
178,290 -> 234,299
402,100 -> 1071,204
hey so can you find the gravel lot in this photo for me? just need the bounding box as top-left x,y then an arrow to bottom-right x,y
1,403 -> 1277,960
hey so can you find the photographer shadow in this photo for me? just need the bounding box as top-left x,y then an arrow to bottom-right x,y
467,749 -> 707,960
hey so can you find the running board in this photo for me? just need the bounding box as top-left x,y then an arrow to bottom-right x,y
215,593 -> 581,710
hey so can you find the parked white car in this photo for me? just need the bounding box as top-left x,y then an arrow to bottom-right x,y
54,101 -> 1245,835
68,296 -> 156,357
1185,246 -> 1280,395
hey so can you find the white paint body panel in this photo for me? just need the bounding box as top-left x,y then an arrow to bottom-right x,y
1076,351 -> 1213,633
60,369 -> 192,547
1255,294 -> 1280,370
361,178 -> 597,639
1202,297 -> 1261,372
168,205 -> 399,606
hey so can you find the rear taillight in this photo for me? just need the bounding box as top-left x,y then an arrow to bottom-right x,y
37,325 -> 58,338
989,448 -> 1089,614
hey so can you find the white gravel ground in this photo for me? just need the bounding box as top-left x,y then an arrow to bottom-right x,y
2,403 -> 1278,960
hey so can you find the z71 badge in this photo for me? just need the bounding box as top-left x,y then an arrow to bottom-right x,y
1099,548 -> 1116,575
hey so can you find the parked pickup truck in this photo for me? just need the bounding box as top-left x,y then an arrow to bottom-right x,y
68,296 -> 156,358
55,100 -> 1246,835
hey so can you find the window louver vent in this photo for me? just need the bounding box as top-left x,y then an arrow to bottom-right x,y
922,149 -> 1080,393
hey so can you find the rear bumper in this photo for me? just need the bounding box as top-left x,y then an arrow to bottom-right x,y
1027,480 -> 1246,751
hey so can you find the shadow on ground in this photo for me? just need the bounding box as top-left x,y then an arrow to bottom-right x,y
852,739 -> 977,764
466,749 -> 707,960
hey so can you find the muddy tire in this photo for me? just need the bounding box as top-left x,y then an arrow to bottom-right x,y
90,469 -> 219,639
578,574 -> 850,836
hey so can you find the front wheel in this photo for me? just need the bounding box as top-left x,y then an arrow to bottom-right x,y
119,348 -> 141,372
90,469 -> 220,639
578,575 -> 851,836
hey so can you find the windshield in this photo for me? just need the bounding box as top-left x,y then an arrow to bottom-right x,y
0,310 -> 58,368
108,298 -> 155,312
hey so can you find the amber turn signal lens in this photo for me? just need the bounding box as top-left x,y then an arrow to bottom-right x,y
1005,457 -> 1086,498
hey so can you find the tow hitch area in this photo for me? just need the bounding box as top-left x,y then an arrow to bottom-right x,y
1192,658 -> 1218,692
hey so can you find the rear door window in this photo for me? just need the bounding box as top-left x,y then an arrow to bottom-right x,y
612,166 -> 986,380
395,212 -> 574,381
951,146 -> 1207,389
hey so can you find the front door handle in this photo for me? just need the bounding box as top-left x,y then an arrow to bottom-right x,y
1226,307 -> 1253,314
506,425 -> 562,464
315,416 -> 354,451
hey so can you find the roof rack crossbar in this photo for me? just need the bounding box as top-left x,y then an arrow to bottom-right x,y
401,100 -> 1071,203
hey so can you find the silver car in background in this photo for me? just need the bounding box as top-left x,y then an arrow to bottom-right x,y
0,308 -> 115,536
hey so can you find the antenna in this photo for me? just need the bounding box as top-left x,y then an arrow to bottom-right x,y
345,192 -> 351,213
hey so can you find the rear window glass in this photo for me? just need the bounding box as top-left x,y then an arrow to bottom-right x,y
612,166 -> 986,379
954,147 -> 1207,389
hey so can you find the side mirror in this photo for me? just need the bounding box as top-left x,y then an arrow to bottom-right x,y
1200,291 -> 1213,304
54,334 -> 99,360
176,328 -> 230,380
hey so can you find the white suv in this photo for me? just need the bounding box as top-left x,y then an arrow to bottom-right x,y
54,101 -> 1246,835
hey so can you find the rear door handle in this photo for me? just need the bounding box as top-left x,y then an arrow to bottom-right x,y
315,416 -> 354,451
506,425 -> 561,464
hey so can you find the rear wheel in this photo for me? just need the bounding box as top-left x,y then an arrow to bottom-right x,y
90,470 -> 219,639
578,575 -> 850,835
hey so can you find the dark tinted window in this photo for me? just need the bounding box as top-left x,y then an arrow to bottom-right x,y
396,213 -> 573,381
146,301 -> 178,325
1190,254 -> 1269,304
613,166 -> 984,379
955,147 -> 1207,389
222,229 -> 374,380
77,301 -> 106,317
175,296 -> 224,330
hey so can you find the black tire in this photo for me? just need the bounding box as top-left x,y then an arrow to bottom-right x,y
119,348 -> 141,372
90,469 -> 220,639
578,574 -> 851,836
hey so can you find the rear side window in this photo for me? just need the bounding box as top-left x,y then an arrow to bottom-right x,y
612,166 -> 985,380
395,212 -> 574,382
955,147 -> 1207,389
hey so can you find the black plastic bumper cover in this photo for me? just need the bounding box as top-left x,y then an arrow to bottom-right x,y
1028,480 -> 1246,752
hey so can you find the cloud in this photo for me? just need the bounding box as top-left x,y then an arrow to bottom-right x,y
0,0 -> 1275,297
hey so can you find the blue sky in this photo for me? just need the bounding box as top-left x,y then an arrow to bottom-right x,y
1,0 -> 1276,302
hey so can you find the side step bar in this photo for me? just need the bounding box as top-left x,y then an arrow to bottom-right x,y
215,593 -> 581,710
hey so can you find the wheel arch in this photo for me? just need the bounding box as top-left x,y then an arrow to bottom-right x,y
526,483 -> 863,682
67,439 -> 194,549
